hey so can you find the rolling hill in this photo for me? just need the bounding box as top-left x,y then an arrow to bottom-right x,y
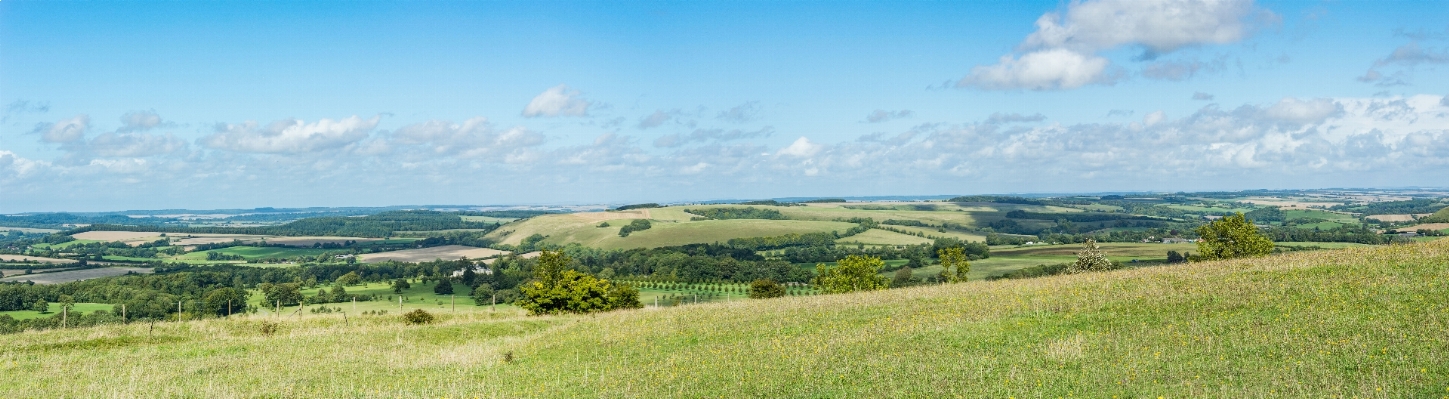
3,239 -> 1445,397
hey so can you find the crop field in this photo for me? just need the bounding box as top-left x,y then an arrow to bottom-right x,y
2,240 -> 1445,397
599,219 -> 858,250
0,267 -> 153,284
460,215 -> 518,224
834,229 -> 932,246
0,254 -> 76,264
358,245 -> 507,263
29,239 -> 100,250
0,227 -> 61,234
170,246 -> 333,262
0,302 -> 115,320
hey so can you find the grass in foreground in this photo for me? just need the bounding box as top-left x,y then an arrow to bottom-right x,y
2,240 -> 1447,397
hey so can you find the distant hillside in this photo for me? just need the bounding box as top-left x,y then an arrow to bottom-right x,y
1423,207 -> 1449,223
4,239 -> 1445,396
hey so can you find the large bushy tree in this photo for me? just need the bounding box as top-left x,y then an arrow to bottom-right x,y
1195,213 -> 1274,260
812,255 -> 888,294
748,279 -> 786,298
516,250 -> 641,315
202,287 -> 250,316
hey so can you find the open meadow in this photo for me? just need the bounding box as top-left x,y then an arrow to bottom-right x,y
2,239 -> 1445,397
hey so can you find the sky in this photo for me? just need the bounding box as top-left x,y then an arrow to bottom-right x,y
2,0 -> 1447,212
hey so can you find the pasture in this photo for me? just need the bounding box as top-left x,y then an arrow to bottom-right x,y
169,246 -> 333,262
358,245 -> 507,263
1,240 -> 1444,397
0,303 -> 115,320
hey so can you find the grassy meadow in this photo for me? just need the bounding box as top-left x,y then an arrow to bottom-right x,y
2,240 -> 1446,397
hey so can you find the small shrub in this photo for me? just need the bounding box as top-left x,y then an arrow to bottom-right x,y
503,351 -> 515,363
259,321 -> 279,336
402,309 -> 435,325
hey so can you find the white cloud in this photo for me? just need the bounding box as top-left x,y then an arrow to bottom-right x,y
522,85 -> 590,117
1262,97 -> 1341,125
962,0 -> 1274,90
0,150 -> 48,181
390,117 -> 545,158
199,116 -> 379,154
864,109 -> 913,123
35,115 -> 89,143
960,49 -> 1113,90
777,137 -> 821,158
118,110 -> 165,132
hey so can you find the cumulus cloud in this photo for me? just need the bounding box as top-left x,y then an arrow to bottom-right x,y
653,127 -> 772,148
118,110 -> 166,132
864,109 -> 913,123
200,116 -> 379,154
1193,92 -> 1216,101
960,48 -> 1114,90
389,117 -> 545,158
961,0 -> 1274,90
777,137 -> 822,158
717,101 -> 762,123
986,112 -> 1046,124
1261,97 -> 1341,125
522,85 -> 590,117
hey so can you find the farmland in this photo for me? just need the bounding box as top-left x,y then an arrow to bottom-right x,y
1,239 -> 1445,397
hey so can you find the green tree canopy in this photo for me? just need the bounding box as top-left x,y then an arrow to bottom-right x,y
202,287 -> 251,316
335,271 -> 361,286
516,250 -> 641,315
937,247 -> 970,283
812,255 -> 888,294
748,279 -> 786,298
1195,213 -> 1274,260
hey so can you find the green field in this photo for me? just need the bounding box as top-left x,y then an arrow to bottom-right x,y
2,240 -> 1445,397
0,302 -> 114,320
30,239 -> 101,250
170,246 -> 335,261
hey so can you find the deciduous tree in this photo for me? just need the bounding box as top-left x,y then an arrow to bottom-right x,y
1195,213 -> 1274,260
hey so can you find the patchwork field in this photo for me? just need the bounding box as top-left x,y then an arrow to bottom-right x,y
3,240 -> 1444,397
835,229 -> 932,246
595,219 -> 859,250
0,267 -> 153,284
358,245 -> 507,263
0,255 -> 77,264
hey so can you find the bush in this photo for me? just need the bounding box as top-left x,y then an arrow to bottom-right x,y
403,309 -> 435,325
259,321 -> 279,336
618,219 -> 652,237
748,279 -> 786,299
1195,213 -> 1273,260
812,255 -> 888,294
515,250 -> 642,315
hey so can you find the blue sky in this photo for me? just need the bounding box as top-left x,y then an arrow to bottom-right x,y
2,0 -> 1447,212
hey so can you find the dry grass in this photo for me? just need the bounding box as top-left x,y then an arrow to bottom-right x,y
0,254 -> 77,264
3,240 -> 1446,397
357,245 -> 507,263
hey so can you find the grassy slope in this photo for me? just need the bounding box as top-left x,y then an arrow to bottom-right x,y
6,240 -> 1446,397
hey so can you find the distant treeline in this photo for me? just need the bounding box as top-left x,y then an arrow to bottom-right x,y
947,196 -> 1045,205
1330,199 -> 1448,215
614,203 -> 661,211
0,213 -> 175,229
1005,210 -> 1160,223
1260,226 -> 1411,244
684,207 -> 786,220
455,210 -> 556,219
70,210 -> 501,238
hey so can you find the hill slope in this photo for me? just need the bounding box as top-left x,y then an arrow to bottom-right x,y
3,240 -> 1447,397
